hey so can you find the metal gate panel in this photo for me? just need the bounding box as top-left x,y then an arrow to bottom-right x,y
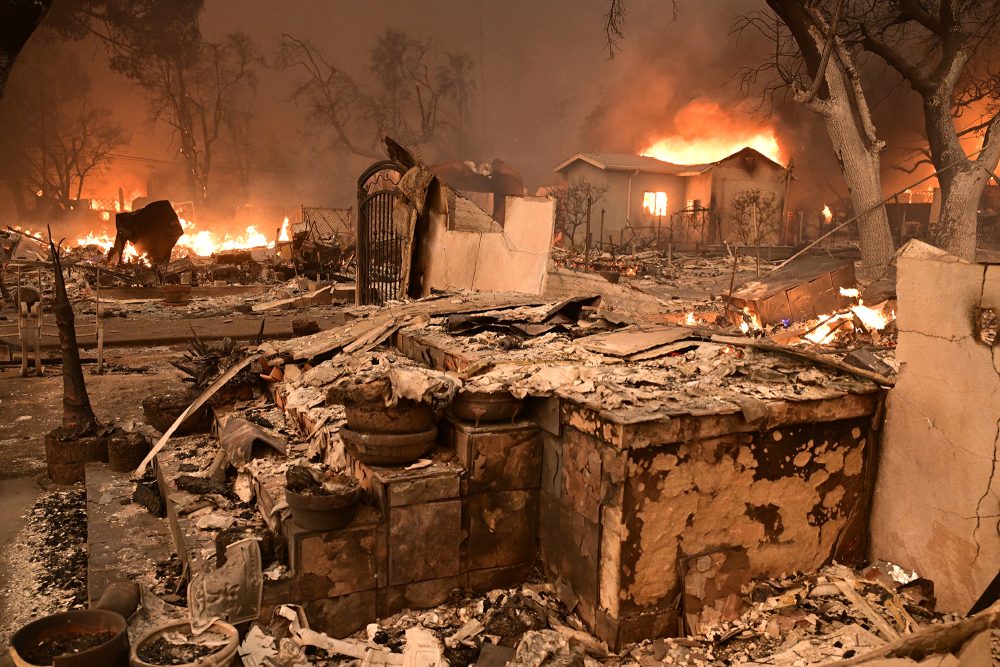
357,160 -> 405,306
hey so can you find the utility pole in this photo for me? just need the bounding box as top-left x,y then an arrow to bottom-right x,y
753,201 -> 761,277
584,194 -> 592,269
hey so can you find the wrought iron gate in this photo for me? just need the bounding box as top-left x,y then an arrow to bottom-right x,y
356,160 -> 405,306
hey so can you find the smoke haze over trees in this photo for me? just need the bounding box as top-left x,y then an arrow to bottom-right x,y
0,0 -> 995,235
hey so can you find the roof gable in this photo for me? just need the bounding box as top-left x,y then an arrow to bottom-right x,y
555,146 -> 784,175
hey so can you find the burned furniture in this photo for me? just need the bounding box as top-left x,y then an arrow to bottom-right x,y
728,255 -> 856,327
110,200 -> 183,266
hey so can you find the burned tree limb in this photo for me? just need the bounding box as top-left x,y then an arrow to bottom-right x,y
49,231 -> 98,434
710,334 -> 895,387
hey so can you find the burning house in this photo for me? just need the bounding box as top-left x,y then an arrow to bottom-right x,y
554,147 -> 789,247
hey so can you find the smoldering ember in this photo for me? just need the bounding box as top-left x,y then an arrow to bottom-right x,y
1,3 -> 999,667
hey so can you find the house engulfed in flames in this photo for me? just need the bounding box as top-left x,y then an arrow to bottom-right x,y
554,147 -> 788,247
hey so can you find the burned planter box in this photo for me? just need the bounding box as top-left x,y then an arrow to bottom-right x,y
541,393 -> 881,650
729,255 -> 856,326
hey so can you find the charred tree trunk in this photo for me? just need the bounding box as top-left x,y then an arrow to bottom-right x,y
49,237 -> 98,434
934,166 -> 989,260
768,0 -> 895,280
923,92 -> 1000,260
817,67 -> 895,279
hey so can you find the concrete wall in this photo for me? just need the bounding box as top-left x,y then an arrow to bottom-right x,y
417,183 -> 555,296
871,241 -> 1000,612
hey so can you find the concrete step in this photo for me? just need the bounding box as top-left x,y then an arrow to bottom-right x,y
84,462 -> 173,606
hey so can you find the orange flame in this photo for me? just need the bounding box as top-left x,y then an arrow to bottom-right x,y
822,205 -> 833,223
75,214 -> 291,261
640,99 -> 783,165
804,287 -> 893,344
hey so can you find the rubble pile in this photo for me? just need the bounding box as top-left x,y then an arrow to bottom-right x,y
230,562 -> 997,666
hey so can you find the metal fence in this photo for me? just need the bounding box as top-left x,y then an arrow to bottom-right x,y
300,206 -> 354,245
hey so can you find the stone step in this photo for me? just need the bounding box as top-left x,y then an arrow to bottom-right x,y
84,462 -> 173,606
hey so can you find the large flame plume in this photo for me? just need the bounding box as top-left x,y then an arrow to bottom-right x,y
640,99 -> 783,165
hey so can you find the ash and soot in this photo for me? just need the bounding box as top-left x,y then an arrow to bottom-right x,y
0,489 -> 88,645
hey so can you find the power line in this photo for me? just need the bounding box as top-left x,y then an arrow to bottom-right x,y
105,152 -> 302,174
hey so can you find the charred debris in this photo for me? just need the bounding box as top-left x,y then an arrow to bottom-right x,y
0,140 -> 997,667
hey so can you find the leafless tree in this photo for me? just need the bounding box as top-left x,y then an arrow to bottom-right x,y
837,0 -> 1000,260
278,29 -> 474,159
730,188 -> 781,246
139,34 -> 261,208
53,1 -> 259,208
734,0 -> 897,279
608,0 -> 896,277
0,42 -> 127,212
551,178 -> 608,246
277,34 -> 376,159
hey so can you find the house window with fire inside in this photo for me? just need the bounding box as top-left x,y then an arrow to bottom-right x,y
643,191 -> 668,217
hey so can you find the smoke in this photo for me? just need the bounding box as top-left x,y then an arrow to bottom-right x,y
0,0 -> 974,235
578,0 -> 936,209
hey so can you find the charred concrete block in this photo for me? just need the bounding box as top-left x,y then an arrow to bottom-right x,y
593,607 -> 679,650
304,591 -> 377,638
353,458 -> 462,515
389,500 -> 462,585
541,433 -> 562,499
526,396 -> 561,435
287,510 -> 379,598
540,492 -> 599,629
465,563 -> 535,593
617,609 -> 681,647
379,576 -> 461,617
615,419 -> 869,624
451,418 -> 542,493
560,427 -> 604,523
466,489 -> 539,570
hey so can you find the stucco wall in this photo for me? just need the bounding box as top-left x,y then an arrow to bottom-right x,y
871,242 -> 1000,612
418,186 -> 555,296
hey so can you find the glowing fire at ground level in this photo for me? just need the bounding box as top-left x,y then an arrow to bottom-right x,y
74,215 -> 292,264
736,286 -> 895,345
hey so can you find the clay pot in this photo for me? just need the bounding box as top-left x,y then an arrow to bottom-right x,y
340,426 -> 437,467
451,391 -> 523,424
130,620 -> 238,667
141,391 -> 212,434
108,432 -> 150,473
285,482 -> 362,531
343,399 -> 434,434
44,428 -> 109,484
11,609 -> 128,667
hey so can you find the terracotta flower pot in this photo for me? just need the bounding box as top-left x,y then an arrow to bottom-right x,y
451,390 -> 523,424
285,480 -> 362,531
343,399 -> 434,434
340,426 -> 437,467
